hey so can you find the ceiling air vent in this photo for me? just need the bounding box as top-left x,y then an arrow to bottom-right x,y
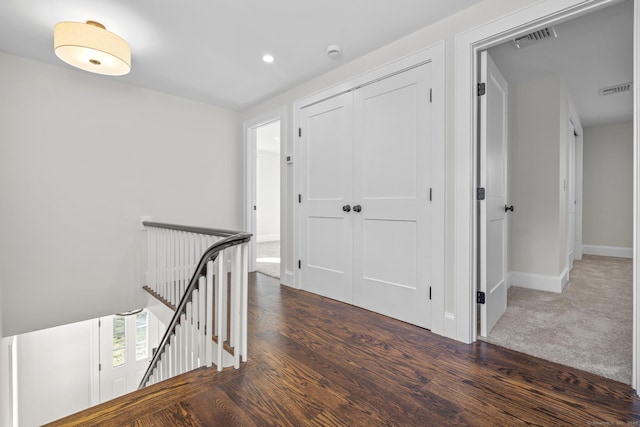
598,82 -> 633,96
511,27 -> 557,49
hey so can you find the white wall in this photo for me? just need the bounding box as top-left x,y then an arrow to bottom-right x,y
507,74 -> 582,289
583,120 -> 633,249
0,53 -> 243,337
241,0 -> 540,312
16,320 -> 92,427
509,76 -> 563,276
0,273 -> 10,427
256,150 -> 280,242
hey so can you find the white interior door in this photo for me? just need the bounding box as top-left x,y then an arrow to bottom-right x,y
352,63 -> 432,328
479,51 -> 509,337
299,93 -> 354,303
99,310 -> 160,402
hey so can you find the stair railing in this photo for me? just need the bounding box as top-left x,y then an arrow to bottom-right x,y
139,222 -> 251,389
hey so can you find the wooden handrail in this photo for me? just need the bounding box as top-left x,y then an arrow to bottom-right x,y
143,221 -> 244,238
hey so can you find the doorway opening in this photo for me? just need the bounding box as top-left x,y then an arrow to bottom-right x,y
476,0 -> 633,384
255,120 -> 281,279
244,111 -> 285,281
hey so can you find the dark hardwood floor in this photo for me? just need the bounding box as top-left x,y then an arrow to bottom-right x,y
49,273 -> 640,426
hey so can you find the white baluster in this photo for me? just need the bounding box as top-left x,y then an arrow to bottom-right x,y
176,322 -> 183,375
198,276 -> 206,367
162,229 -> 168,301
171,230 -> 177,305
185,301 -> 192,371
216,253 -> 225,371
232,244 -> 242,368
180,231 -> 186,298
194,290 -> 200,368
181,313 -> 188,373
169,334 -> 176,377
151,228 -> 158,292
146,226 -> 152,287
206,260 -> 214,367
241,242 -> 249,362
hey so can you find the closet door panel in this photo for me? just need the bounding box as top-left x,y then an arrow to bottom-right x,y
353,63 -> 432,328
298,93 -> 354,303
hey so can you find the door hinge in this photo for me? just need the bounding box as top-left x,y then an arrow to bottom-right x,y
429,286 -> 432,300
477,291 -> 486,304
99,363 -> 102,371
429,88 -> 433,103
253,205 -> 257,211
298,194 -> 302,203
477,187 -> 485,201
429,187 -> 432,202
298,127 -> 302,137
298,260 -> 301,269
478,82 -> 486,96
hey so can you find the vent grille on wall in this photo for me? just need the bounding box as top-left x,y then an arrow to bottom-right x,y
598,82 -> 633,96
511,27 -> 558,49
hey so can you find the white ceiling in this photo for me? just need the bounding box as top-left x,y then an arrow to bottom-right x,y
0,0 -> 480,111
488,0 -> 633,128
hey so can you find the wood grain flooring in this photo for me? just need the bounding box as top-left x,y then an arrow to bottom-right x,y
48,273 -> 640,426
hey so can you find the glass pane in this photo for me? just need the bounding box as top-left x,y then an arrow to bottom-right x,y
112,316 -> 126,367
136,310 -> 149,361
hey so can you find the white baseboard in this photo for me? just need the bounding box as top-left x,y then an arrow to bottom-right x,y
444,312 -> 456,339
582,244 -> 632,259
509,268 -> 569,294
256,234 -> 280,243
282,270 -> 295,287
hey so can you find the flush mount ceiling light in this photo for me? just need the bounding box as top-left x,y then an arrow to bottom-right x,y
262,54 -> 274,63
54,20 -> 131,76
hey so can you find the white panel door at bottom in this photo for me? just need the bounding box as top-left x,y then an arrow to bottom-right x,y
299,93 -> 354,303
479,51 -> 509,336
352,63 -> 432,329
99,310 -> 159,402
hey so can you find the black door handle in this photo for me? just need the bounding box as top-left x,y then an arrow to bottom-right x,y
505,205 -> 514,212
342,205 -> 351,213
353,205 -> 362,213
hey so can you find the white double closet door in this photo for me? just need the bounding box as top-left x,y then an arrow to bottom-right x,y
298,63 -> 433,329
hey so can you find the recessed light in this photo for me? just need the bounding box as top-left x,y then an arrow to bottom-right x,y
262,54 -> 274,63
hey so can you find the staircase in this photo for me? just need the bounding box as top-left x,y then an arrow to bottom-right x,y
138,222 -> 251,388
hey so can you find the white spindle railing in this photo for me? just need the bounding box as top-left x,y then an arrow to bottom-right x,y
146,226 -> 224,306
140,222 -> 250,388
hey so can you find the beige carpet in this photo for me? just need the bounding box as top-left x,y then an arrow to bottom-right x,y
485,255 -> 632,384
256,240 -> 280,279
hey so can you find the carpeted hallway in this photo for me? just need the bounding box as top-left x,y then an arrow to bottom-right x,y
485,255 -> 632,384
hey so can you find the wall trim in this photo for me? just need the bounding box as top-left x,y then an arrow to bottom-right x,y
509,268 -> 569,294
283,270 -> 294,287
583,245 -> 633,259
444,312 -> 456,338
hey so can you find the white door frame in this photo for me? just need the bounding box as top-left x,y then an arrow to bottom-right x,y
453,0 -> 638,390
243,108 -> 286,277
567,115 -> 584,268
